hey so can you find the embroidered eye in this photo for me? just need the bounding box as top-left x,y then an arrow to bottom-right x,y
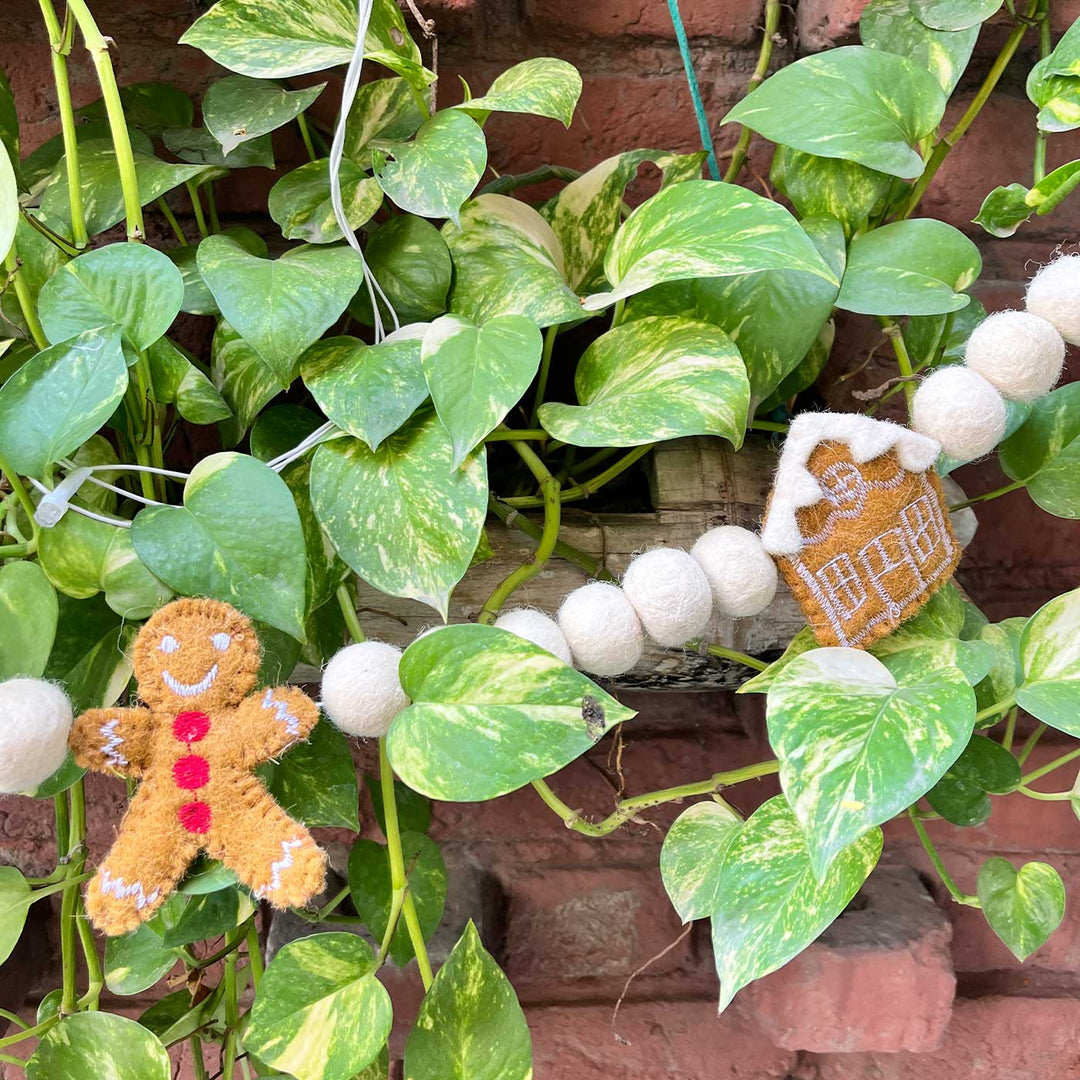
159,635 -> 180,654
210,633 -> 232,652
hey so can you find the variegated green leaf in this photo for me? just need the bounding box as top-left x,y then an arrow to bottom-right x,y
388,624 -> 637,801
163,124 -> 274,168
660,801 -> 744,923
0,562 -> 58,680
211,319 -> 283,446
349,215 -> 452,326
422,314 -> 543,467
925,733 -> 1020,826
203,75 -> 324,154
737,625 -> 818,695
0,867 -> 32,966
766,648 -> 975,878
454,57 -> 581,127
1015,587 -> 1080,734
1036,17 -> 1080,77
0,140 -> 15,263
978,858 -> 1065,962
443,194 -> 583,327
167,227 -> 267,317
770,146 -> 893,237
710,795 -> 881,1013
246,933 -> 392,1080
538,315 -> 749,448
23,123 -> 154,190
26,1013 -> 169,1079
910,0 -> 1002,31
372,110 -> 486,223
302,331 -> 427,451
861,0 -> 978,93
836,218 -> 981,315
722,46 -> 946,179
404,922 -> 532,1080
40,139 -> 205,237
976,161 -> 1080,238
541,148 -> 706,291
77,81 -> 194,138
268,158 -> 383,243
105,922 -> 180,995
0,67 -> 20,191
310,409 -> 487,617
1026,60 -> 1080,134
0,325 -> 128,478
147,337 -> 232,425
132,452 -> 308,639
344,78 -> 424,158
973,617 -> 1024,715
180,0 -> 429,89
37,242 -> 184,350
584,180 -> 838,311
1000,383 -> 1080,517
198,234 -> 365,387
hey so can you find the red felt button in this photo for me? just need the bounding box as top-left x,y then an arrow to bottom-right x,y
174,755 -> 210,790
178,801 -> 212,834
173,711 -> 211,743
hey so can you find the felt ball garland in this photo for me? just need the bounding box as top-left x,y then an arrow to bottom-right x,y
0,678 -> 73,794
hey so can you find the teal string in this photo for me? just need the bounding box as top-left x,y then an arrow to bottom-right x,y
665,0 -> 720,180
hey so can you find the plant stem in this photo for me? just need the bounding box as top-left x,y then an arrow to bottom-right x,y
65,0 -> 144,240
190,1036 -> 210,1080
975,695 -> 1017,724
948,479 -> 1026,510
378,739 -> 433,988
203,182 -> 221,234
909,808 -> 980,906
335,583 -> 365,643
1017,723 -> 1046,766
722,0 -> 781,184
0,1017 -> 58,1050
878,317 -> 916,414
222,928 -> 241,1079
532,759 -> 779,837
60,779 -> 88,1014
529,325 -> 559,428
0,451 -> 39,536
501,444 -> 655,508
1021,744 -> 1080,786
704,643 -> 769,672
749,419 -> 790,434
479,164 -> 582,196
156,197 -> 189,246
1002,707 -> 1018,752
0,1010 -> 28,1031
1017,785 -> 1072,800
1034,0 -> 1051,184
3,248 -> 48,349
74,896 -> 103,1009
38,0 -> 87,248
296,113 -> 318,162
485,429 -> 548,443
900,0 -> 1040,219
245,922 -> 264,989
610,298 -> 626,328
186,181 -> 210,239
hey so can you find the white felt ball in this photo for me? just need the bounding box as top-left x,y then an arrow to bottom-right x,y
0,679 -> 73,794
1026,254 -> 1080,345
691,526 -> 778,618
912,366 -> 1007,462
494,608 -> 573,665
620,548 -> 713,647
557,582 -> 644,676
964,310 -> 1065,402
321,642 -> 409,738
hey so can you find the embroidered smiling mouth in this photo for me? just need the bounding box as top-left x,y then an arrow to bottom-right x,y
161,665 -> 220,698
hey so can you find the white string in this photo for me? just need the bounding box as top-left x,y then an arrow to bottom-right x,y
329,0 -> 400,342
78,473 -> 166,507
59,459 -> 190,480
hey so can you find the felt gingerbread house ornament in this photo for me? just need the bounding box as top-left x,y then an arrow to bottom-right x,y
760,413 -> 960,650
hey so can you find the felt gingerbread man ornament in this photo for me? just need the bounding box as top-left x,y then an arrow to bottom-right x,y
69,598 -> 327,936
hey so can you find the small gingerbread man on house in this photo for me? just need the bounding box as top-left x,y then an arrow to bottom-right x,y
69,598 -> 327,936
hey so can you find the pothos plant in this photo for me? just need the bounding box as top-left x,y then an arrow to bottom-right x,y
1,0 -> 1080,1074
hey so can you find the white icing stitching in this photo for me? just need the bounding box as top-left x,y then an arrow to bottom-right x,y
98,869 -> 160,911
254,837 -> 304,900
98,718 -> 129,768
162,664 -> 219,698
261,688 -> 301,738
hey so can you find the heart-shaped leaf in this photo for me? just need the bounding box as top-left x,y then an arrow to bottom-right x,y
310,409 -> 487,617
26,1013 -> 170,1080
972,617 -> 1025,716
0,867 -> 32,966
203,75 -> 324,154
925,733 -> 1020,826
583,179 -> 839,311
387,624 -> 637,801
197,234 -> 365,387
539,314 -> 749,448
0,325 -> 128,478
766,648 -> 975,878
211,319 -> 284,445
302,333 -> 428,451
422,314 -> 543,467
373,109 -> 487,223
0,562 -> 58,680
443,194 -> 583,327
710,796 -> 881,1012
104,923 -> 180,995
345,78 -> 425,157
146,337 -> 232,426
180,0 -> 429,89
453,58 -> 581,126
404,922 -> 532,1080
660,801 -> 744,923
977,857 -> 1065,961
132,452 -> 307,639
38,242 -> 184,350
1015,587 -> 1080,733
722,46 -> 946,179
268,158 -> 383,243
245,932 -> 392,1080
836,218 -> 981,315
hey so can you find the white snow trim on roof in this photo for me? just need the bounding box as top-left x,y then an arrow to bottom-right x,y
760,412 -> 941,557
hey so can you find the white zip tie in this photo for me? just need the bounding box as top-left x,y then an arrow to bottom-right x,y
34,467 -> 93,527
329,0 -> 400,342
27,477 -> 134,529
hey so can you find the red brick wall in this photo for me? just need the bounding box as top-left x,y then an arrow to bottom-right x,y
4,1 -> 1080,1077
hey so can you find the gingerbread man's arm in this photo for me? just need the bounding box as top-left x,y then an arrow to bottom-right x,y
231,686 -> 320,769
69,707 -> 154,778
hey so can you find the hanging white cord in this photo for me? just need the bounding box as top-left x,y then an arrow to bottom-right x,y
329,0 -> 400,342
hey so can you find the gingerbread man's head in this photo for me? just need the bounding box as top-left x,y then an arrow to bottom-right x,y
132,598 -> 262,712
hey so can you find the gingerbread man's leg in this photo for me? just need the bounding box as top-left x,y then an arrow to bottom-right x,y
206,774 -> 326,910
86,788 -> 202,936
